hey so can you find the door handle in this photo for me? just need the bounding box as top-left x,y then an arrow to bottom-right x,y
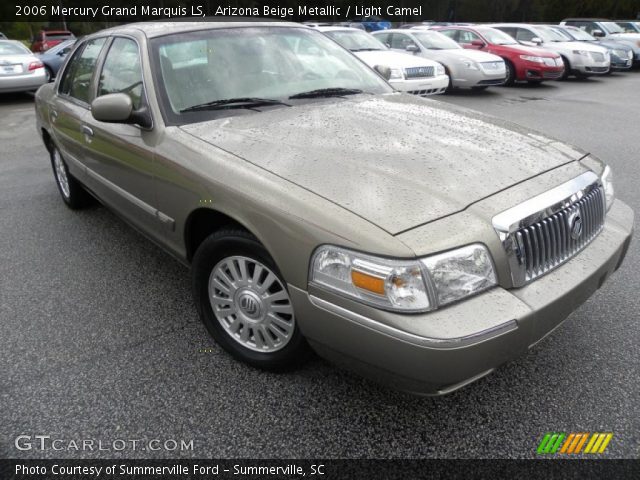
50,110 -> 58,123
81,125 -> 94,137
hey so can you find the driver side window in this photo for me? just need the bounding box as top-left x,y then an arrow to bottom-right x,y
98,37 -> 144,110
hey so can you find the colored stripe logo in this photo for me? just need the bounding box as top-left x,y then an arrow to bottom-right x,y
537,433 -> 612,454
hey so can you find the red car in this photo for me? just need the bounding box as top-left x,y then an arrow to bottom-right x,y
30,30 -> 75,53
435,26 -> 564,85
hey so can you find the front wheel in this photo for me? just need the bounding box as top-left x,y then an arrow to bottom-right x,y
192,228 -> 310,371
503,60 -> 515,86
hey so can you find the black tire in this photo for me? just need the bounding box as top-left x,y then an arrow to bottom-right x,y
503,59 -> 516,86
50,145 -> 92,209
44,66 -> 53,83
560,56 -> 571,80
444,67 -> 453,93
192,228 -> 311,371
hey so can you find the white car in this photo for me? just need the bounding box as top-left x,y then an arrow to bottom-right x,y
317,27 -> 449,96
490,24 -> 610,78
373,29 -> 506,90
0,40 -> 46,93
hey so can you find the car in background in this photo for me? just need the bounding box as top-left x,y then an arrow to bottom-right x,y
373,29 -> 506,90
435,25 -> 564,85
551,25 -> 633,71
615,20 -> 640,33
560,19 -> 640,64
37,39 -> 76,82
317,27 -> 448,96
31,30 -> 75,53
0,40 -> 46,93
491,24 -> 610,78
349,16 -> 391,32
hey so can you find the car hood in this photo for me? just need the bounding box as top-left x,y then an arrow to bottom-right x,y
443,48 -> 503,62
355,50 -> 440,69
494,43 -> 559,57
180,94 -> 585,235
545,41 -> 608,53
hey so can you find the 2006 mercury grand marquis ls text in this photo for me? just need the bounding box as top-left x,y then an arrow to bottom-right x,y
35,22 -> 634,395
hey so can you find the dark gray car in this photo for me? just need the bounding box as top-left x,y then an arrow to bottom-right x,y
34,22 -> 634,395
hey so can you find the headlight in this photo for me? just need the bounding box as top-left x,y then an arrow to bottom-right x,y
389,67 -> 404,80
435,63 -> 445,76
309,244 -> 497,313
601,165 -> 615,211
520,54 -> 545,63
573,50 -> 589,56
629,50 -> 634,60
461,60 -> 478,70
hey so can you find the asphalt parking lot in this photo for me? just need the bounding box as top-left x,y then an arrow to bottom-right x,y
1,73 -> 638,460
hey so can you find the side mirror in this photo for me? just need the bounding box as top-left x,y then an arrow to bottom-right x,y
592,29 -> 605,37
91,93 -> 133,123
406,44 -> 420,53
531,37 -> 543,45
57,50 -> 66,56
373,64 -> 392,80
471,39 -> 485,47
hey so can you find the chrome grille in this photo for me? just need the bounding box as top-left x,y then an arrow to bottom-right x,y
404,66 -> 434,78
515,187 -> 605,281
492,172 -> 606,287
590,51 -> 605,62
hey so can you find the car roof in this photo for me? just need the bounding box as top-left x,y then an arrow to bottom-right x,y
42,30 -> 74,34
94,20 -> 304,39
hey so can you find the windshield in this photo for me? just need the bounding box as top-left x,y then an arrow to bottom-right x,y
560,27 -> 595,41
324,29 -> 386,51
413,31 -> 461,50
535,26 -> 569,42
151,27 -> 392,124
0,41 -> 29,55
477,27 -> 517,45
601,22 -> 624,33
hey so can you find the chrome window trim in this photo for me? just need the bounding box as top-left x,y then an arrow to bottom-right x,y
492,171 -> 605,287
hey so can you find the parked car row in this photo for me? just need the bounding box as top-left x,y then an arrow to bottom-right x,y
34,21 -> 634,395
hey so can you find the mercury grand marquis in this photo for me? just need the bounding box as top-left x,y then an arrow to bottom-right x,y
35,22 -> 634,395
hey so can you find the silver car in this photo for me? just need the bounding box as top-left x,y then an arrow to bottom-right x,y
0,40 -> 47,93
372,28 -> 506,90
491,24 -> 611,78
35,22 -> 633,395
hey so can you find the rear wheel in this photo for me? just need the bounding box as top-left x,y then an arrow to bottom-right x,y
192,228 -> 310,371
50,146 -> 91,209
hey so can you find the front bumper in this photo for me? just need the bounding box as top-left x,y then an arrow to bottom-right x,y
391,74 -> 449,96
451,67 -> 505,88
291,200 -> 634,395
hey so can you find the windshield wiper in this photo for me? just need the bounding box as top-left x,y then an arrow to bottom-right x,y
351,48 -> 383,52
289,88 -> 364,99
180,97 -> 290,113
